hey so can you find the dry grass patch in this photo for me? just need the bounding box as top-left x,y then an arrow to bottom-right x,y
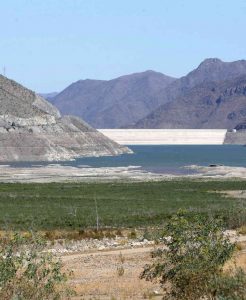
238,225 -> 246,235
218,190 -> 246,199
224,241 -> 246,272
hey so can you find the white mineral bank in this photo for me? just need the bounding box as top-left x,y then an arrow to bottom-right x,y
98,129 -> 227,145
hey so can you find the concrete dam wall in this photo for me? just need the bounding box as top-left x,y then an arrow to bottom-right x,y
98,129 -> 227,145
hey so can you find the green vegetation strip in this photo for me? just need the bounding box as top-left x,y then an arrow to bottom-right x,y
0,180 -> 245,230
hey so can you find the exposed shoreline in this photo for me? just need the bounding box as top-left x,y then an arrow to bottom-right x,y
1,164 -> 246,183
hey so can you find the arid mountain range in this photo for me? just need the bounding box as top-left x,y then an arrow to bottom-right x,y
0,75 -> 130,162
134,76 -> 246,129
133,59 -> 246,129
45,58 -> 246,129
49,71 -> 176,128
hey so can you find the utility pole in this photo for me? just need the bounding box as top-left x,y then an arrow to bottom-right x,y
94,197 -> 99,231
3,66 -> 6,76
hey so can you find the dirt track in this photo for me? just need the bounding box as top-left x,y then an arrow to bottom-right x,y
61,245 -> 162,299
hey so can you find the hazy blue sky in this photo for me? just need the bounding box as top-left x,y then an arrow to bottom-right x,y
1,0 -> 246,92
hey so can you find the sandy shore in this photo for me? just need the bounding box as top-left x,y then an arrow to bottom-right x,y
188,165 -> 246,179
0,165 -> 165,183
0,164 -> 246,182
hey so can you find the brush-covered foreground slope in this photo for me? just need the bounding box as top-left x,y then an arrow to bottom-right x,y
50,70 -> 176,128
133,59 -> 246,129
0,75 -> 130,162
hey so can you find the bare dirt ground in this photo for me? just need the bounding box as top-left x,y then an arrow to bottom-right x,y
61,240 -> 246,300
61,246 -> 163,299
224,242 -> 246,271
219,189 -> 246,199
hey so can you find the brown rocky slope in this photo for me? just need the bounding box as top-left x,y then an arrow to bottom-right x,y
49,70 -> 176,128
0,75 -> 131,162
133,75 -> 246,129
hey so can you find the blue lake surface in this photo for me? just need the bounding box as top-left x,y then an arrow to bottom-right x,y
3,145 -> 246,175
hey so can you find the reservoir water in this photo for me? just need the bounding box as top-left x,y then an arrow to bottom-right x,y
3,145 -> 246,175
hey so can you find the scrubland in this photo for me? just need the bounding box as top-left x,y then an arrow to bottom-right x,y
0,179 -> 246,299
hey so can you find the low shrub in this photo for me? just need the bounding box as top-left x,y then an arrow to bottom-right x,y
117,265 -> 125,277
127,230 -> 137,239
116,252 -> 125,277
208,268 -> 246,300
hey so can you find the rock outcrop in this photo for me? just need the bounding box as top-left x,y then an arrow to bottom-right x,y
224,130 -> 246,144
0,75 -> 131,162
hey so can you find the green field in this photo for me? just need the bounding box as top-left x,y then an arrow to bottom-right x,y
0,180 -> 245,230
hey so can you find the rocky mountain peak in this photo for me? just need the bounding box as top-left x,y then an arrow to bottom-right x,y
198,58 -> 223,67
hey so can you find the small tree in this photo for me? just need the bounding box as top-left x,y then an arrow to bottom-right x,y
0,232 -> 73,299
141,210 -> 236,300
